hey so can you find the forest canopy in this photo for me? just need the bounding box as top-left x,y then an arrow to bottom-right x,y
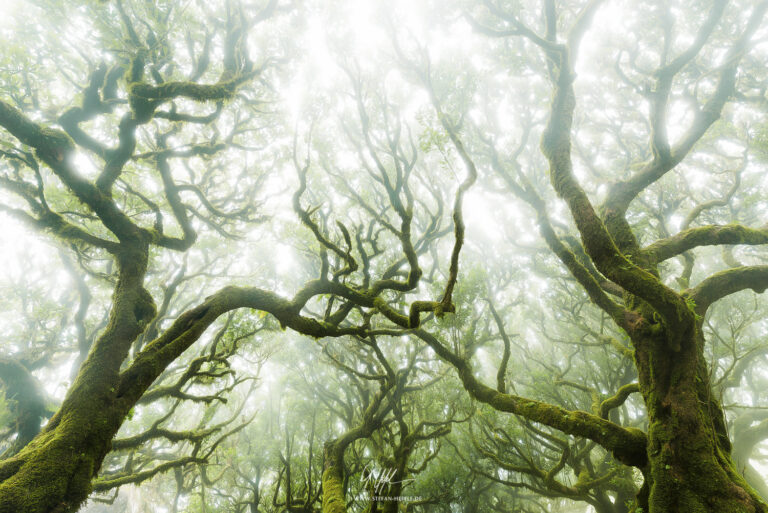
1,0 -> 768,512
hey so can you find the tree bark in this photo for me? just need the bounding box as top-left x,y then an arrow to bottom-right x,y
322,442 -> 347,513
0,246 -> 151,512
634,327 -> 767,513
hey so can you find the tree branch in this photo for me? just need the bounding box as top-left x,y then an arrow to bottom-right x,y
413,329 -> 648,468
643,224 -> 768,264
688,265 -> 768,316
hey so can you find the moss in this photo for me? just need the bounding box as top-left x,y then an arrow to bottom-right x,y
133,286 -> 157,325
321,466 -> 347,513
372,297 -> 409,328
635,328 -> 768,513
0,415 -> 105,513
129,79 -> 240,103
33,128 -> 75,166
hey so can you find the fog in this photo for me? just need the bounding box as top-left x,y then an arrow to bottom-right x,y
1,1 -> 767,512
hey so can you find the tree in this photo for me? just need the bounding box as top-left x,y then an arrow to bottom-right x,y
398,0 -> 768,510
0,1 -> 465,510
1,1 -> 768,513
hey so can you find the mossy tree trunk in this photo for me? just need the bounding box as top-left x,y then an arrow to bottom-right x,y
322,443 -> 348,513
0,246 -> 152,512
633,327 -> 764,512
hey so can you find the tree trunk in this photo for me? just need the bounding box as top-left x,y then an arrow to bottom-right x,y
0,249 -> 150,513
379,461 -> 407,513
0,359 -> 49,458
378,442 -> 411,513
634,328 -> 768,513
322,442 -> 347,513
0,392 -> 127,512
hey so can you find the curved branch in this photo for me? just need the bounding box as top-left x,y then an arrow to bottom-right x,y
688,265 -> 768,315
413,329 -> 648,468
117,284 -> 369,406
0,100 -> 141,243
92,455 -> 205,492
599,383 -> 639,419
0,204 -> 119,252
643,224 -> 768,264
